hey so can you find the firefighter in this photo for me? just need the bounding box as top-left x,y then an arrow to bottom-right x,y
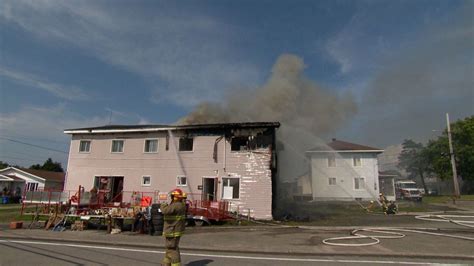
379,193 -> 389,214
161,188 -> 186,266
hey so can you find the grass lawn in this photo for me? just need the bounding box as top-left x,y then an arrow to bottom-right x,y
0,204 -> 38,224
422,195 -> 474,204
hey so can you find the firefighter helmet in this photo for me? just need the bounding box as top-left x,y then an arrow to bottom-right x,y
182,192 -> 187,199
170,188 -> 183,199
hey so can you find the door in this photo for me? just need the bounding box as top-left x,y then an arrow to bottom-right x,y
202,177 -> 217,201
94,176 -> 124,203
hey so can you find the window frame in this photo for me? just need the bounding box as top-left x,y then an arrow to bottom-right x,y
354,177 -> 365,190
177,175 -> 187,187
142,176 -> 151,187
79,140 -> 91,153
111,139 -> 125,153
222,177 -> 240,200
353,156 -> 362,167
143,139 -> 159,153
328,177 -> 337,186
178,137 -> 194,152
327,154 -> 336,167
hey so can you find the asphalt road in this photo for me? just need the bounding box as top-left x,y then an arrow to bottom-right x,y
0,239 -> 470,266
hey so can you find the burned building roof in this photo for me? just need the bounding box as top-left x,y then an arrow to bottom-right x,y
64,122 -> 280,134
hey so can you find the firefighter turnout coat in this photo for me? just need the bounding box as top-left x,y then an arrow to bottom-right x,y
161,201 -> 186,238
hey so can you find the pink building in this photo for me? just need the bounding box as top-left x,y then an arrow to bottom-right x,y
64,122 -> 279,220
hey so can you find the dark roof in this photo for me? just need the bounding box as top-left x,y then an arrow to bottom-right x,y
64,122 -> 280,133
20,168 -> 65,182
307,138 -> 383,152
379,170 -> 400,177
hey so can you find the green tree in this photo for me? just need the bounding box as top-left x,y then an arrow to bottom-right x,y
0,161 -> 10,169
398,139 -> 430,191
425,116 -> 474,193
29,158 -> 64,172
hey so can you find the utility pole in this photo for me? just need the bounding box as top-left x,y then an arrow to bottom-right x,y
446,113 -> 460,198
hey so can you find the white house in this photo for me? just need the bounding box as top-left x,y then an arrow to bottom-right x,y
0,167 -> 65,198
305,139 -> 383,201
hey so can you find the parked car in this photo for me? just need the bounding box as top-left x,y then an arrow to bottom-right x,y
395,180 -> 422,201
427,188 -> 439,196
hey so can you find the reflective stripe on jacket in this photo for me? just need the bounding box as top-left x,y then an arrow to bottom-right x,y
161,201 -> 186,238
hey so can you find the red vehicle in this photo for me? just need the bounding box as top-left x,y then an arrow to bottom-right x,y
186,200 -> 233,226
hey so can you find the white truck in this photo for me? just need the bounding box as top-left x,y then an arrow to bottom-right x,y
395,180 -> 423,201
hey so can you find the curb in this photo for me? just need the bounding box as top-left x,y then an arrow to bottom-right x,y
1,235 -> 474,261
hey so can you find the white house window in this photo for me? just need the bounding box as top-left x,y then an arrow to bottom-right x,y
353,156 -> 361,167
222,178 -> 240,199
179,137 -> 193,151
79,140 -> 91,153
354,177 -> 365,190
328,177 -> 336,186
142,176 -> 151,186
328,154 -> 336,167
111,140 -> 124,153
177,176 -> 187,186
144,139 -> 158,153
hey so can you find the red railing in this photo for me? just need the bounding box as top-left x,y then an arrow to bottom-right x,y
21,187 -> 233,221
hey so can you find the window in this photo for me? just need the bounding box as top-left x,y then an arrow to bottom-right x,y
231,137 -> 248,151
328,177 -> 336,186
354,177 -> 365,190
142,176 -> 151,186
179,137 -> 193,151
353,156 -> 361,167
144,139 -> 158,153
177,176 -> 187,186
328,154 -> 336,167
111,140 -> 124,153
79,140 -> 91,153
222,178 -> 240,199
231,135 -> 272,151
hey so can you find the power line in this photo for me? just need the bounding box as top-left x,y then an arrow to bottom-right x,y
0,137 -> 68,154
0,134 -> 69,145
0,155 -> 40,163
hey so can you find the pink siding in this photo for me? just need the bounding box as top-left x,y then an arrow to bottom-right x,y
65,132 -> 273,219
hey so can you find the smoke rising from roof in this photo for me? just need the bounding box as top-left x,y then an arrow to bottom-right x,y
178,54 -> 358,181
178,54 -> 357,137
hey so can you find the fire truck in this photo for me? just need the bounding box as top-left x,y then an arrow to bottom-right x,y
395,180 -> 423,201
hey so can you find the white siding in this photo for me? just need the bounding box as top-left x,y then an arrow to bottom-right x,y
65,132 -> 274,219
310,152 -> 380,200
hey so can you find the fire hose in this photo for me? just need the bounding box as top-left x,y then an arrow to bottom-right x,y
322,214 -> 474,247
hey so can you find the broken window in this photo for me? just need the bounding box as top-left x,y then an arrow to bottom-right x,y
231,137 -> 248,151
179,137 -> 193,151
231,134 -> 272,151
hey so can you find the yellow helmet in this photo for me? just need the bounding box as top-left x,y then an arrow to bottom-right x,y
170,188 -> 183,199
